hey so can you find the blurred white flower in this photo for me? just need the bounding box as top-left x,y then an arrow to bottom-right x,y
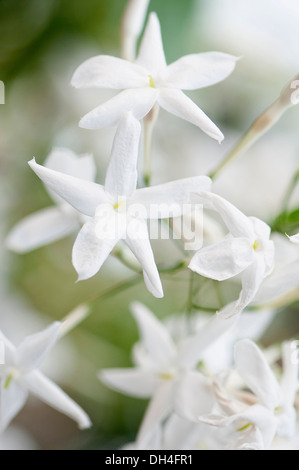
0,425 -> 39,450
0,321 -> 91,432
29,113 -> 211,298
99,301 -> 238,442
6,148 -> 95,253
189,192 -> 275,318
200,340 -> 298,450
165,308 -> 275,374
71,12 -> 238,141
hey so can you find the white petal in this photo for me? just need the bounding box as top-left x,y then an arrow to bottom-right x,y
249,216 -> 271,240
158,89 -> 224,142
72,216 -> 124,281
0,381 -> 28,432
136,13 -> 167,74
289,233 -> 299,244
17,322 -> 61,372
130,302 -> 176,368
45,148 -> 96,182
237,309 -> 276,342
218,257 -> 266,318
29,158 -> 107,217
162,52 -> 238,90
193,192 -> 254,238
99,368 -> 158,398
276,407 -> 297,439
131,176 -> 211,218
137,381 -> 173,442
163,414 -> 207,451
263,240 -> 275,277
189,237 -> 253,281
280,341 -> 299,408
0,332 -> 16,366
252,259 -> 299,307
45,148 -> 96,206
24,371 -> 91,429
79,88 -> 158,129
234,339 -> 281,410
72,55 -> 148,89
105,113 -> 141,197
6,207 -> 79,253
178,313 -> 239,368
233,404 -> 278,450
175,371 -> 214,422
125,219 -> 163,298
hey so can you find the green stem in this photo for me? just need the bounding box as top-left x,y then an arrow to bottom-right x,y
186,271 -> 195,315
192,303 -> 217,313
143,105 -> 159,187
87,276 -> 143,306
209,128 -> 256,179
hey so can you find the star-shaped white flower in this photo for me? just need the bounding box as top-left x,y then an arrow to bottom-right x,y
189,192 -> 275,318
28,113 -> 211,298
200,339 -> 298,450
0,322 -> 91,432
71,12 -> 238,142
6,148 -> 95,253
99,301 -> 238,441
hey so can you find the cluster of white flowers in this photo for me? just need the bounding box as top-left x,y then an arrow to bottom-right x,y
2,0 -> 299,450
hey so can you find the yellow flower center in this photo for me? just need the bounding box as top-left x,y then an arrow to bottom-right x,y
113,200 -> 125,211
4,373 -> 14,389
158,372 -> 174,380
237,422 -> 251,432
253,240 -> 259,250
148,74 -> 155,88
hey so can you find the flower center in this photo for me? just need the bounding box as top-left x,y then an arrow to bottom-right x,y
148,74 -> 156,88
157,372 -> 174,380
113,200 -> 125,211
3,370 -> 17,389
237,422 -> 251,432
253,240 -> 259,250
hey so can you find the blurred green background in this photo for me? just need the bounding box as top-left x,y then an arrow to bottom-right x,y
1,0 -> 299,449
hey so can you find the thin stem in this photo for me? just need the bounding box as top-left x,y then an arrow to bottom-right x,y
112,246 -> 142,274
192,303 -> 217,313
209,128 -> 257,179
186,271 -> 195,315
87,276 -> 143,306
143,105 -> 159,187
209,79 -> 297,180
213,280 -> 225,308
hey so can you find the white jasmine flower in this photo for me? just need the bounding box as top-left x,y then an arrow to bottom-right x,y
71,12 -> 238,142
200,340 -> 298,450
6,148 -> 95,253
189,192 -> 275,318
28,113 -> 211,298
99,301 -> 238,440
0,322 -> 91,432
